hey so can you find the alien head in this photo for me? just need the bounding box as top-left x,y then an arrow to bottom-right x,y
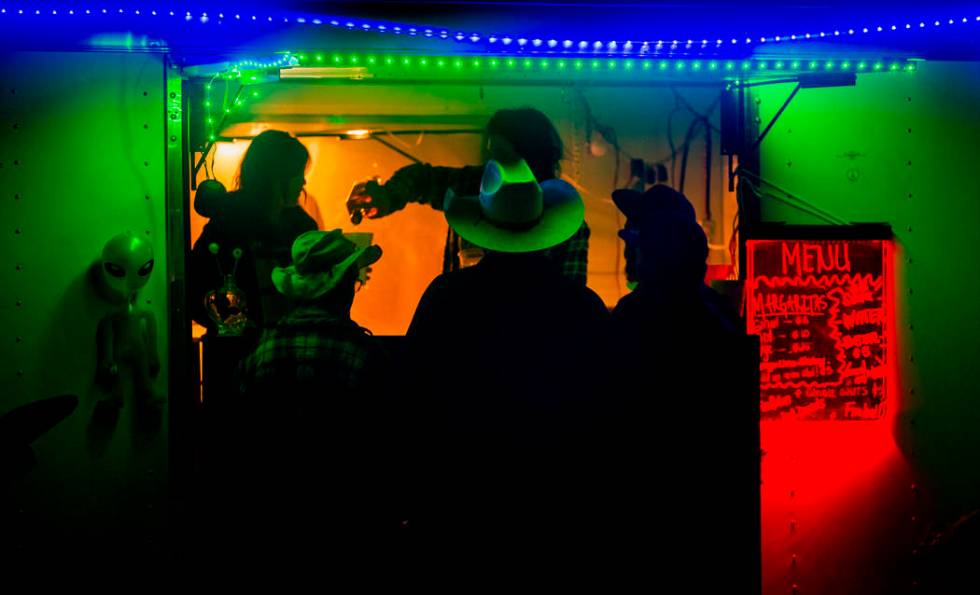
92,232 -> 154,306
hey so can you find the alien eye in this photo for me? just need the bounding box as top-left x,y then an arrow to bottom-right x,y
138,259 -> 154,277
103,262 -> 126,278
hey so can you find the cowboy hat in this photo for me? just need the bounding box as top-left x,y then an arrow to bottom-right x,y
444,159 -> 584,253
272,229 -> 382,300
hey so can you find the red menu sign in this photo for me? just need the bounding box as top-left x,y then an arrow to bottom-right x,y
746,239 -> 888,420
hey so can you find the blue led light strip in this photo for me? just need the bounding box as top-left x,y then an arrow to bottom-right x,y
1,7 -> 976,54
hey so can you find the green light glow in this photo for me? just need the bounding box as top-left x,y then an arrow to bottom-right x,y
857,61 -> 867,70
490,58 -> 499,68
402,57 -> 411,66
725,62 -> 734,70
757,61 -> 767,70
251,91 -> 259,98
661,61 -> 669,70
607,60 -> 616,70
540,59 -> 550,69
524,59 -> 533,69
350,55 -> 360,64
453,59 -> 462,68
742,62 -> 751,70
692,61 -> 701,70
574,60 -> 584,70
315,54 -> 323,62
332,54 -> 342,64
384,56 -> 394,65
676,61 -> 685,70
643,61 -> 652,70
436,59 -> 445,67
204,100 -> 211,107
791,60 -> 801,69
775,61 -> 784,69
472,58 -> 481,67
624,60 -> 633,70
825,61 -> 834,69
889,62 -> 900,71
367,56 -> 377,64
591,60 -> 600,69
558,60 -> 567,69
709,61 -> 718,70
506,58 -> 516,68
873,62 -> 883,70
420,58 -> 428,66
841,61 -> 851,69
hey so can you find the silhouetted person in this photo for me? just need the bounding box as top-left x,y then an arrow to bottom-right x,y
604,184 -> 757,586
404,158 -> 608,553
207,230 -> 397,556
188,130 -> 317,337
347,107 -> 591,283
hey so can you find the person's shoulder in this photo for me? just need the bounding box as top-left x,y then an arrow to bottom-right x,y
281,205 -> 317,231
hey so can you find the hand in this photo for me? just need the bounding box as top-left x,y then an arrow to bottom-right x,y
346,179 -> 392,222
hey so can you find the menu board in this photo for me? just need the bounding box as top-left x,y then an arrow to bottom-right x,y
746,239 -> 888,420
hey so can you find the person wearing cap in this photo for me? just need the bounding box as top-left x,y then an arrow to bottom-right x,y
612,184 -> 742,332
404,158 -> 609,547
603,185 -> 756,583
346,107 -> 591,285
214,230 -> 399,546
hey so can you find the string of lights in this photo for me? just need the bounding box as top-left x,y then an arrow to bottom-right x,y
0,6 -> 977,55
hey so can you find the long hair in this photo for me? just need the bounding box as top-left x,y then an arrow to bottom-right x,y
236,130 -> 310,209
485,108 -> 564,182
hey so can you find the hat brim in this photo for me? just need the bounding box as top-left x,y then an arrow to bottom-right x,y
611,189 -> 643,220
445,180 -> 585,253
272,244 -> 382,300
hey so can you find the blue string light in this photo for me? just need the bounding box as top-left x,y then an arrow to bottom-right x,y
0,7 -> 975,56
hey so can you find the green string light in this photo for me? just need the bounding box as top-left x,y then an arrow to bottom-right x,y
708,61 -> 718,70
384,56 -> 394,65
725,62 -> 734,71
661,61 -> 670,70
791,60 -> 801,69
558,60 -> 567,69
825,61 -> 834,70
857,61 -> 867,70
524,59 -> 533,69
841,61 -> 851,69
315,54 -> 323,62
775,61 -> 784,69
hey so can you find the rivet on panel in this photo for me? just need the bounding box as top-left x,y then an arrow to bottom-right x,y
15,336 -> 22,343
907,226 -> 913,232
146,299 -> 152,305
144,161 -> 149,167
14,193 -> 21,200
15,264 -> 22,271
145,195 -> 151,201
16,299 -> 23,306
786,161 -> 792,167
15,229 -> 21,235
142,90 -> 148,96
143,123 -> 149,129
17,369 -> 24,377
145,230 -> 151,235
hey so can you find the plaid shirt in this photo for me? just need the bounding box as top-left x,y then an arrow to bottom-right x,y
239,306 -> 387,396
382,163 -> 590,285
